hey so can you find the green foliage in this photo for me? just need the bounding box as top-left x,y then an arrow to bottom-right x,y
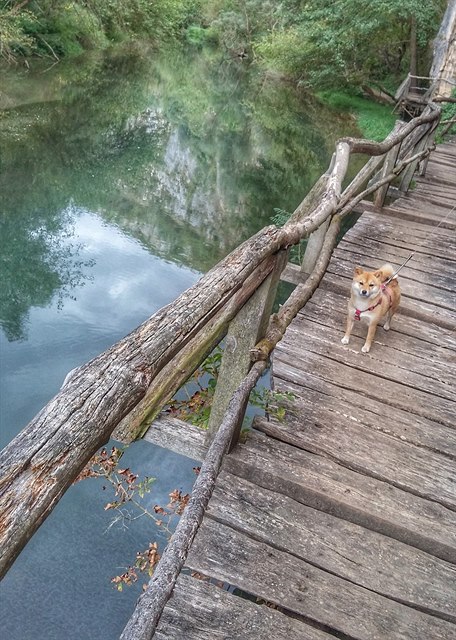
0,8 -> 39,61
249,388 -> 297,422
166,347 -> 223,428
254,0 -> 446,90
76,446 -> 191,590
166,345 -> 296,429
1,0 -> 447,111
437,91 -> 456,140
272,207 -> 306,264
201,0 -> 283,56
185,24 -> 214,47
0,0 -> 199,62
317,91 -> 397,141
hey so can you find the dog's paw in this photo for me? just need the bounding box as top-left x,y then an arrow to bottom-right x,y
341,336 -> 350,345
383,322 -> 390,331
361,344 -> 370,353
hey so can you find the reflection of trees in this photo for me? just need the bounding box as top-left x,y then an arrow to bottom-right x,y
0,206 -> 93,341
1,45 -> 361,338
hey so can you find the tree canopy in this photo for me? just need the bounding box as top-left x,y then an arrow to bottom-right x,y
0,0 -> 449,91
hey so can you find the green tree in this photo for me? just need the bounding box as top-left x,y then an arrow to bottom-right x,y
0,0 -> 199,62
255,0 -> 446,89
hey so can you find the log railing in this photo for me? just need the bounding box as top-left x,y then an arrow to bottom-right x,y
0,104 -> 442,612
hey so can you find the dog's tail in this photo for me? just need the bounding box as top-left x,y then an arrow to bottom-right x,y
377,263 -> 397,281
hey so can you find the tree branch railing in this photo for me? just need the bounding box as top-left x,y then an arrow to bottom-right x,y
0,103 -> 442,607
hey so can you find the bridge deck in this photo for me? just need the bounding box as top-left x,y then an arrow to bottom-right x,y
152,142 -> 456,639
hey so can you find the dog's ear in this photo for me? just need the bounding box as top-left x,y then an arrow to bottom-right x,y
354,266 -> 363,276
373,269 -> 383,279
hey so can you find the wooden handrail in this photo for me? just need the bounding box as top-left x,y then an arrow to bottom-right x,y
120,214 -> 344,640
0,102 -> 441,581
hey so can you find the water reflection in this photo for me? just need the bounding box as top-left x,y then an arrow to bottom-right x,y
0,203 -> 94,341
1,46 -> 358,341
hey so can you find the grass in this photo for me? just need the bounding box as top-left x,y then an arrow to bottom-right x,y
317,90 -> 397,141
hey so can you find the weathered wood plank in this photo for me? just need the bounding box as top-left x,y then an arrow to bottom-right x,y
272,363 -> 456,459
385,204 -> 456,229
186,519 -> 456,639
344,228 -> 455,262
400,190 -> 456,211
322,270 -> 456,329
207,472 -> 456,622
223,431 -> 456,563
143,415 -> 206,461
273,365 -> 456,460
156,574 -> 333,640
352,214 -> 456,251
254,408 -> 456,509
304,287 -> 456,352
338,235 -> 456,279
328,252 -> 456,312
352,208 -> 456,241
299,298 -> 456,385
333,246 -> 456,292
276,325 -> 456,426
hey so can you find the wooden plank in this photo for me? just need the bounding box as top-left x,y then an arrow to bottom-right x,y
338,234 -> 456,279
334,246 -> 456,293
276,325 -> 456,427
385,204 -> 456,229
304,286 -> 456,352
328,253 -> 455,312
223,431 -> 456,563
344,227 -> 455,262
186,519 -> 456,639
290,313 -> 456,395
322,270 -> 456,330
156,574 -> 332,640
299,296 -> 456,384
400,190 -> 456,211
351,213 -> 456,255
143,414 -> 206,461
207,472 -> 456,622
272,366 -> 456,459
254,407 -> 456,509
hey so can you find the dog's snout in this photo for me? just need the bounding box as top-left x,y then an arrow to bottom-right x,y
361,289 -> 368,295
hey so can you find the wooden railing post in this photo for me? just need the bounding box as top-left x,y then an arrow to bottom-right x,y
418,120 -> 438,177
206,250 -> 288,449
399,123 -> 432,193
373,138 -> 403,208
300,218 -> 330,274
298,154 -> 335,275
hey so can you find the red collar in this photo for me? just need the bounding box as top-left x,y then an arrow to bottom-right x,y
354,285 -> 391,321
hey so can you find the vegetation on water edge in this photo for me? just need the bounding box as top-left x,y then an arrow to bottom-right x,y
1,0 -> 446,94
166,346 -> 296,430
0,0 -> 199,61
317,91 -> 397,141
437,90 -> 456,139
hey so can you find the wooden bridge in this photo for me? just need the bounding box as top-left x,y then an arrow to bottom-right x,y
144,139 -> 456,639
0,99 -> 455,639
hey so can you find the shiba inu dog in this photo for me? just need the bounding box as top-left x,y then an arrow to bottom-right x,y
341,263 -> 400,353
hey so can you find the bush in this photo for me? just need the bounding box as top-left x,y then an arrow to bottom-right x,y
438,91 -> 456,138
0,0 -> 200,62
317,91 -> 397,141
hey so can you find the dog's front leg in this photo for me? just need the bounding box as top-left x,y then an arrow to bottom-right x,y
341,313 -> 354,345
362,320 -> 378,353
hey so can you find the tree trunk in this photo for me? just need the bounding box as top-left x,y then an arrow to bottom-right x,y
409,15 -> 418,89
